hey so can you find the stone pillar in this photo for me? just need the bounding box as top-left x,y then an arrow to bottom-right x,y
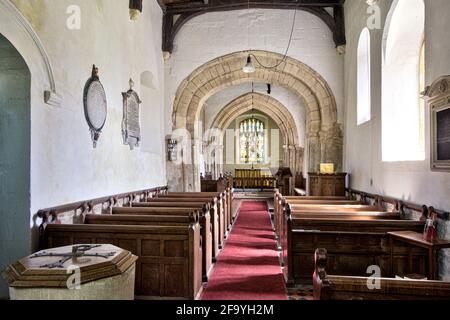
307,132 -> 321,172
318,123 -> 344,172
190,138 -> 202,191
294,145 -> 304,174
215,144 -> 224,178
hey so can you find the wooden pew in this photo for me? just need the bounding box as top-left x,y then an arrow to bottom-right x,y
284,215 -> 426,286
43,222 -> 203,300
200,174 -> 228,193
133,200 -> 220,259
273,190 -> 364,249
132,200 -> 220,259
273,189 -> 357,239
289,204 -> 381,212
313,248 -> 450,300
112,207 -> 212,281
165,191 -> 233,225
276,202 -> 398,266
159,192 -> 232,237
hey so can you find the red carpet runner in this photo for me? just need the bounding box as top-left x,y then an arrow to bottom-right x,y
201,201 -> 288,300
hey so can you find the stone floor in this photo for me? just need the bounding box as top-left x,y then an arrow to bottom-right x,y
287,285 -> 314,301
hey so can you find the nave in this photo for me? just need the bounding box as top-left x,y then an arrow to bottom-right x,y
1,0 -> 450,302
201,201 -> 287,300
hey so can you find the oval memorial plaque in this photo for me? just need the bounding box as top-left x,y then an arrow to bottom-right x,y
83,65 -> 107,148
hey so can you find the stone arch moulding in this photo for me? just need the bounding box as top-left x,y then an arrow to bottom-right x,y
206,92 -> 304,176
0,0 -> 61,106
169,50 -> 342,191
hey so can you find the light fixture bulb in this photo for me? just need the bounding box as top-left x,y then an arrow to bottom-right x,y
130,9 -> 140,21
242,55 -> 256,73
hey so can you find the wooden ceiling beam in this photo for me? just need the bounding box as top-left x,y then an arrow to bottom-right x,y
156,0 -> 167,11
162,0 -> 346,54
166,0 -> 344,13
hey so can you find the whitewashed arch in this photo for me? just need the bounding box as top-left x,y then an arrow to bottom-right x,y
207,92 -> 304,176
0,0 -> 60,106
169,50 -> 342,191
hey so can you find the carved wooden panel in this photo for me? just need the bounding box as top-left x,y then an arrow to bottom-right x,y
44,224 -> 202,299
308,173 -> 347,197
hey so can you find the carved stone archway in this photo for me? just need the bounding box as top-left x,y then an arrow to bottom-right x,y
206,92 -> 304,177
169,50 -> 342,191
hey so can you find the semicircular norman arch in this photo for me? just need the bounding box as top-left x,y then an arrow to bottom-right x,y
205,93 -> 304,176
170,50 -> 342,191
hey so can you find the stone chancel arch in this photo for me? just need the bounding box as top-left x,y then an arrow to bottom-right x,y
207,93 -> 304,176
170,50 -> 343,191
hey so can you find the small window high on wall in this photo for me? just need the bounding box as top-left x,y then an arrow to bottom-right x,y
357,28 -> 371,125
382,0 -> 425,162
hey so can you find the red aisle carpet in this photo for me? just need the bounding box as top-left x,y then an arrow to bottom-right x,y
201,201 -> 288,300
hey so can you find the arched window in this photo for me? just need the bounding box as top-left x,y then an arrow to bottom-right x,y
357,28 -> 371,125
239,117 -> 265,164
382,0 -> 425,162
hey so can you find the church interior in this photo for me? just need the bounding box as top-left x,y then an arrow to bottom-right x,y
1,0 -> 450,301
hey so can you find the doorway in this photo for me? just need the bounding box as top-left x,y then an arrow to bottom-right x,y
0,33 -> 31,298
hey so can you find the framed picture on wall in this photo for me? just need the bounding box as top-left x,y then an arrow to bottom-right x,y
427,76 -> 450,172
431,104 -> 450,170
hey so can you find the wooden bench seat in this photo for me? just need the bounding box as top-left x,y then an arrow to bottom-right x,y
161,192 -> 233,230
285,216 -> 426,286
132,200 -> 221,258
313,248 -> 450,300
273,189 -> 362,242
43,223 -> 203,300
274,199 -> 372,250
85,213 -> 197,226
88,209 -> 213,282
142,197 -> 227,249
277,203 -> 400,267
112,207 -> 212,281
289,204 -> 382,213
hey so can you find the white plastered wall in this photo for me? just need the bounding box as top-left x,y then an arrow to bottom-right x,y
344,0 -> 450,280
164,8 -> 345,136
0,0 -> 166,253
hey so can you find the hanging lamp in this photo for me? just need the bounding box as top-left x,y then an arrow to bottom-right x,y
242,55 -> 256,73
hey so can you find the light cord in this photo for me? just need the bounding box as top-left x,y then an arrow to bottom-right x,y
248,4 -> 298,69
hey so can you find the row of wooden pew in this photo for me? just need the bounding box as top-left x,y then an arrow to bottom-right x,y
200,173 -> 233,193
274,189 -> 450,299
39,187 -> 236,300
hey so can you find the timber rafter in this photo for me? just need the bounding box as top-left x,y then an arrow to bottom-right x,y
159,0 -> 346,53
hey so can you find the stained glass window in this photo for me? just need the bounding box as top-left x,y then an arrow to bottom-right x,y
239,118 -> 265,164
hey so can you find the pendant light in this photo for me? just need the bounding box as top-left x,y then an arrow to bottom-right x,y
129,0 -> 143,21
243,55 -> 256,73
